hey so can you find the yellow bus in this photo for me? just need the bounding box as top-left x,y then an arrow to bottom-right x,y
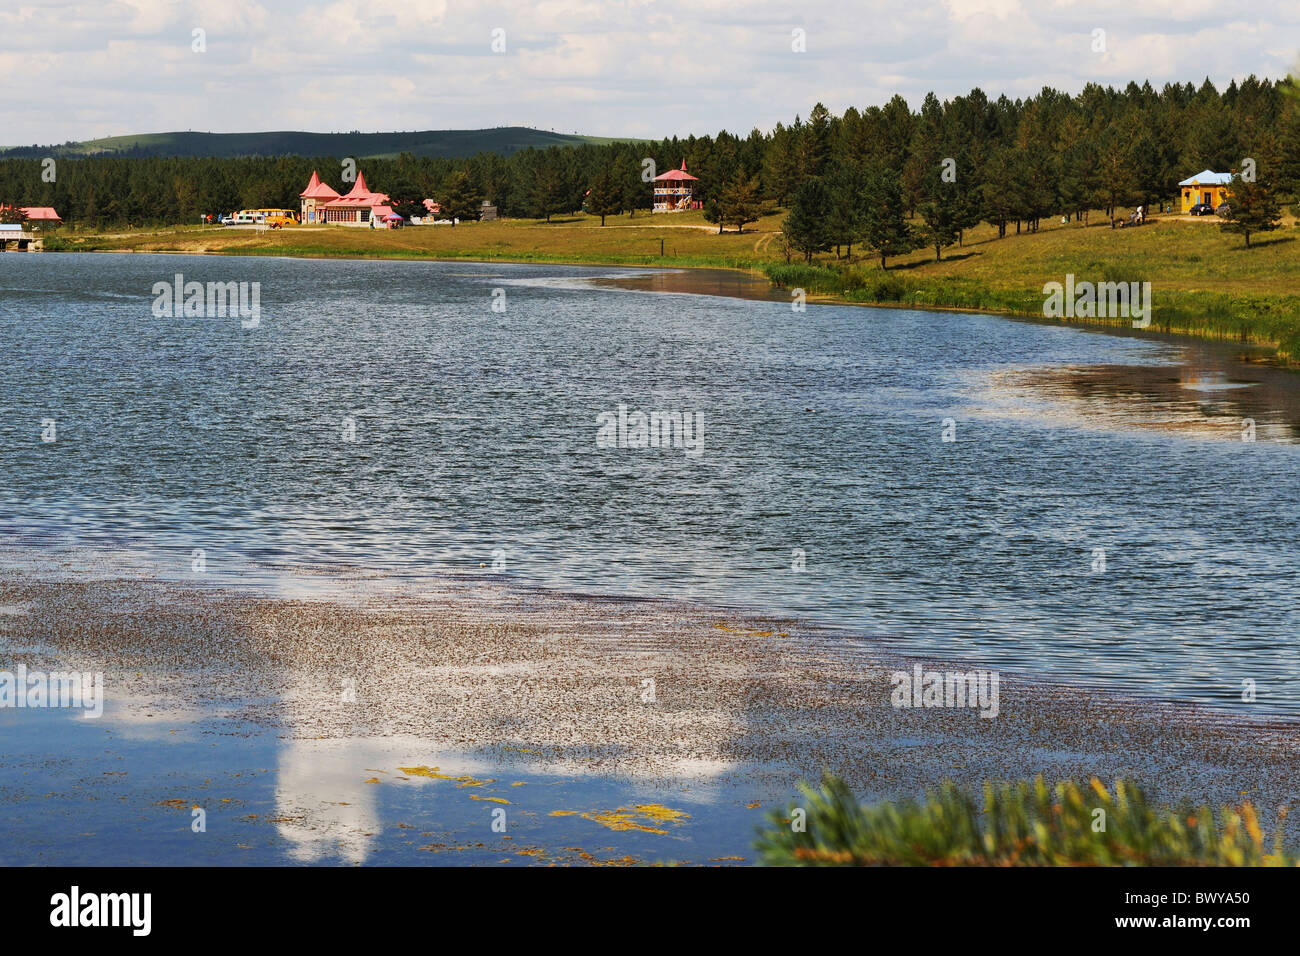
256,209 -> 299,228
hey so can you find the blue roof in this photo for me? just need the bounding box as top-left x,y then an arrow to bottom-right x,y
1179,169 -> 1232,186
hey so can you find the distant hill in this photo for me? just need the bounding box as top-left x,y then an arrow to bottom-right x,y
0,127 -> 639,160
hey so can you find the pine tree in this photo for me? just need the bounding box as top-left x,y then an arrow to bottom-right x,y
702,197 -> 724,233
918,181 -> 960,261
980,147 -> 1020,238
620,151 -> 650,217
879,95 -> 916,179
1280,83 -> 1300,215
529,164 -> 568,222
1222,167 -> 1281,247
762,123 -> 800,205
716,173 -> 763,234
586,165 -> 622,225
800,103 -> 833,180
825,160 -> 869,258
1097,134 -> 1138,221
1131,132 -> 1175,213
781,177 -> 832,263
1057,119 -> 1099,224
440,170 -> 483,225
951,148 -> 986,243
862,171 -> 915,269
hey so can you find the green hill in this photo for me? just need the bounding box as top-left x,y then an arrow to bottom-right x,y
0,127 -> 637,160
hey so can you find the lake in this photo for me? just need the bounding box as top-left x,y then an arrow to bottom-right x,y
2,252 -> 1299,714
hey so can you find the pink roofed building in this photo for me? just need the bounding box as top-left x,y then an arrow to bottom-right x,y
1,204 -> 62,224
299,169 -> 403,227
652,160 -> 700,212
21,206 -> 62,222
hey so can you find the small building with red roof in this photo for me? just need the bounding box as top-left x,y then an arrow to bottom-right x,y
653,160 -> 700,213
21,206 -> 62,222
1,204 -> 62,224
0,204 -> 59,250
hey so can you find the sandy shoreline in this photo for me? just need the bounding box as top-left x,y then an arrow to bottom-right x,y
3,567 -> 1298,819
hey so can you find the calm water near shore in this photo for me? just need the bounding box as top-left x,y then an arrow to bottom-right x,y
1,705 -> 761,866
2,252 -> 1300,714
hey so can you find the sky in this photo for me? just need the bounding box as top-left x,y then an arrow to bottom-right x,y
1,0 -> 1298,145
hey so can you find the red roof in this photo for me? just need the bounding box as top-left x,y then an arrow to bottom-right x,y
654,160 -> 698,182
2,204 -> 61,221
343,171 -> 370,198
325,170 -> 391,208
300,170 -> 341,200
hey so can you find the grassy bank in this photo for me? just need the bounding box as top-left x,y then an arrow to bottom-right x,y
758,775 -> 1295,866
766,261 -> 1300,360
43,208 -> 1300,360
763,216 -> 1300,360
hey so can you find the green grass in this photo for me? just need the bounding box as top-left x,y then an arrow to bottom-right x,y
757,775 -> 1295,866
46,211 -> 779,269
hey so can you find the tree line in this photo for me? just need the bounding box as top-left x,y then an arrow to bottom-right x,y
775,78 -> 1298,261
1,76 -> 1296,249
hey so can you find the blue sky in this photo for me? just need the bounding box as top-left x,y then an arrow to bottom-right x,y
2,0 -> 1297,145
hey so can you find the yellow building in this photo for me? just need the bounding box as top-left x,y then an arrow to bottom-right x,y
1179,170 -> 1232,213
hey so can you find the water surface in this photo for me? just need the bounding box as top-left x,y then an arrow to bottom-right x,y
2,253 -> 1298,713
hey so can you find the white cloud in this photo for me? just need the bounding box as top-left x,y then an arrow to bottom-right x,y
0,0 -> 1297,144
944,0 -> 1023,21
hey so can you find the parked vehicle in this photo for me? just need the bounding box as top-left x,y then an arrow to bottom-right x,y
1216,203 -> 1231,217
1188,203 -> 1216,216
256,209 -> 299,228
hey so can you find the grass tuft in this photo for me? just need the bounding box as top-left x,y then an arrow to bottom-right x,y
756,774 -> 1295,866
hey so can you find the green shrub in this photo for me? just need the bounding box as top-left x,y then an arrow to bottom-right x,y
868,274 -> 913,302
756,774 -> 1294,866
762,263 -> 845,294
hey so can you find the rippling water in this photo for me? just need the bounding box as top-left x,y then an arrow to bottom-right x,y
2,252 -> 1299,713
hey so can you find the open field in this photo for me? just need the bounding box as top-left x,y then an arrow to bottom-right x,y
45,206 -> 1300,359
48,209 -> 787,268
